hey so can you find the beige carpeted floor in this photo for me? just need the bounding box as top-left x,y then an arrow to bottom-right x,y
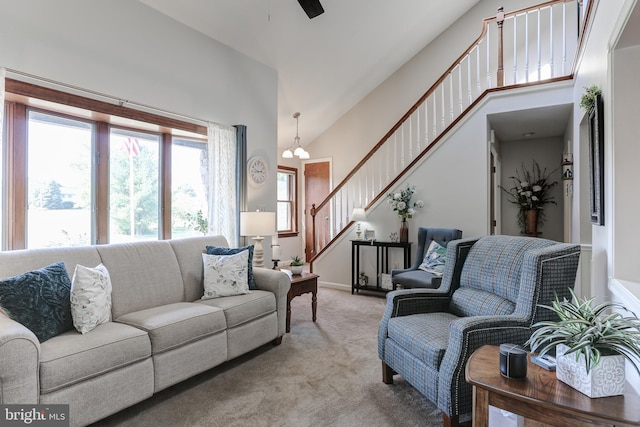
92,287 -> 442,427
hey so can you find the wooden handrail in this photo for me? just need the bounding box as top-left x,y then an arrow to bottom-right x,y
309,0 -> 590,265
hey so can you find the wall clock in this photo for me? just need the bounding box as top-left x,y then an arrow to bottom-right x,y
248,156 -> 268,185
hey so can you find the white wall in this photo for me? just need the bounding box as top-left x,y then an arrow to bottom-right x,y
610,5 -> 640,389
573,0 -> 640,390
314,82 -> 573,289
0,0 -> 279,254
612,44 -> 640,284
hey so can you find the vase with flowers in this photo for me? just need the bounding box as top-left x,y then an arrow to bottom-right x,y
386,184 -> 424,242
501,160 -> 559,236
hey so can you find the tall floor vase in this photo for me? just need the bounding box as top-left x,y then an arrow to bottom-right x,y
400,218 -> 409,243
524,209 -> 538,236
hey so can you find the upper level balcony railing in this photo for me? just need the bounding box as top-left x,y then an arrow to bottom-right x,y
308,0 -> 593,264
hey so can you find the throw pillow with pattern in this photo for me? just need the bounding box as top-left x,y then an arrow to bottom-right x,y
0,262 -> 73,342
202,251 -> 251,299
418,240 -> 447,276
70,263 -> 113,334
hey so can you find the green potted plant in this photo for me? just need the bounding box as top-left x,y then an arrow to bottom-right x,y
290,255 -> 304,275
580,84 -> 602,111
526,289 -> 640,397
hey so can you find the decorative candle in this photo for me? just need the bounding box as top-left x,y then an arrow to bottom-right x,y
272,245 -> 281,261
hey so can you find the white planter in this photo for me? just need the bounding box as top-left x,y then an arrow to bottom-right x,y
290,265 -> 303,275
555,344 -> 626,398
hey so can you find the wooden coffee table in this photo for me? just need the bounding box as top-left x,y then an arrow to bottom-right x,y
286,272 -> 319,333
466,344 -> 640,427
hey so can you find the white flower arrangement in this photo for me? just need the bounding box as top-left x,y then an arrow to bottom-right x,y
500,160 -> 559,231
386,184 -> 424,219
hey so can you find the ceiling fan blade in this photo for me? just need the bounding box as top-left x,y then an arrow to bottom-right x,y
297,0 -> 324,19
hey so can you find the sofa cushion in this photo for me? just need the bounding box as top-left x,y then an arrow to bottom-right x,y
450,288 -> 516,317
387,312 -> 457,370
459,235 -> 556,306
168,235 -> 230,302
0,262 -> 73,342
392,270 -> 442,289
96,241 -> 185,319
198,290 -> 276,328
115,302 -> 226,354
202,252 -> 251,299
0,246 -> 103,282
39,321 -> 151,394
70,263 -> 112,334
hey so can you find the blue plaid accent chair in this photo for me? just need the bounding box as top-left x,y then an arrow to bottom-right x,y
378,235 -> 581,427
391,227 -> 462,289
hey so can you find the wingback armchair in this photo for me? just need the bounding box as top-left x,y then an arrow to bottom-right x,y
378,235 -> 581,427
391,227 -> 462,289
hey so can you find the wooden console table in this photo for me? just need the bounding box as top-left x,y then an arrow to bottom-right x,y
351,240 -> 412,294
466,345 -> 640,427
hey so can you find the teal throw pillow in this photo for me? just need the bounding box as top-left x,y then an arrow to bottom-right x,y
0,262 -> 73,342
206,245 -> 256,289
418,240 -> 447,276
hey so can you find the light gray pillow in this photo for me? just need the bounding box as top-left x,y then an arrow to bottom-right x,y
70,263 -> 112,334
202,251 -> 251,299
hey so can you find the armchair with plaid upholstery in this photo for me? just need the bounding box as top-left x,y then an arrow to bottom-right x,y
378,235 -> 581,427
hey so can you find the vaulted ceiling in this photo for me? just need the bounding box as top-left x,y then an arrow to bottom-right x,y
138,0 -> 482,150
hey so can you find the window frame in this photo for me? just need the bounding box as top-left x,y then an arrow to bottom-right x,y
2,79 -> 208,250
277,165 -> 298,237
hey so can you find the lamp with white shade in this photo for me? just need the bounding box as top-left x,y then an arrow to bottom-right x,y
351,208 -> 367,240
240,211 -> 276,268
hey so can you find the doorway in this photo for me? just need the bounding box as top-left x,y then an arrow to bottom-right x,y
303,160 -> 330,261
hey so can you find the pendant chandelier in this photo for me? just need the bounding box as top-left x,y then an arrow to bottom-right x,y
282,112 -> 310,159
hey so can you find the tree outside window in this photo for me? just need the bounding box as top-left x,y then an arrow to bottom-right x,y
277,166 -> 297,236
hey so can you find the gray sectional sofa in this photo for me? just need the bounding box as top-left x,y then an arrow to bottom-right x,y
0,236 -> 290,426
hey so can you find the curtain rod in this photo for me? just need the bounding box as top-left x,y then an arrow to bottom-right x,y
3,67 -> 216,128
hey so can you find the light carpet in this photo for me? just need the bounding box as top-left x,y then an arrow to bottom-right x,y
92,287 -> 442,427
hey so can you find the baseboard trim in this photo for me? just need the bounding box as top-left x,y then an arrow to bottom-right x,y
319,281 -> 350,292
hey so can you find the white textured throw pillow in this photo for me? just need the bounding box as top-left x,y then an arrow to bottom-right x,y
70,263 -> 112,334
418,240 -> 447,276
202,251 -> 251,299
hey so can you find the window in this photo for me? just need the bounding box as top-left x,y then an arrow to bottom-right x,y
171,138 -> 209,237
277,166 -> 297,236
109,128 -> 160,243
2,78 -> 212,250
27,111 -> 94,248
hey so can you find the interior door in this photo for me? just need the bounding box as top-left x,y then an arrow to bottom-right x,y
304,161 -> 330,261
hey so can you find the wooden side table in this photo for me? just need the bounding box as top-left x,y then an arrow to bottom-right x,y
286,272 -> 319,333
466,345 -> 640,427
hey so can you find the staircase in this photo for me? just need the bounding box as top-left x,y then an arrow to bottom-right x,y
308,0 -> 593,267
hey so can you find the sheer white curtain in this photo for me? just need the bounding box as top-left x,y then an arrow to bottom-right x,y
208,122 -> 238,247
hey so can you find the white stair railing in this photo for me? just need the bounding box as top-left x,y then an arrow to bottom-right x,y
309,0 -> 585,262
